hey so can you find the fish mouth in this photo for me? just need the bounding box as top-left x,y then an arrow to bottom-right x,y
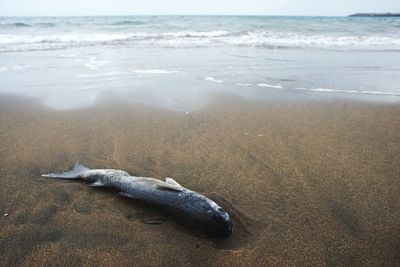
213,214 -> 233,239
221,218 -> 233,238
188,212 -> 233,239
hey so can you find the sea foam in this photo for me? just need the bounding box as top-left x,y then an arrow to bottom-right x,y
1,30 -> 400,52
132,69 -> 182,74
204,77 -> 224,83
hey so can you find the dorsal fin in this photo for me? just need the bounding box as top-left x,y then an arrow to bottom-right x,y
165,178 -> 183,188
156,181 -> 183,192
134,177 -> 183,192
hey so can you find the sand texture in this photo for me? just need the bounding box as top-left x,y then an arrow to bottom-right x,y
0,94 -> 400,266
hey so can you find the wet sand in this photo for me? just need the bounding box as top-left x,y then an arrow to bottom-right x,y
0,94 -> 400,266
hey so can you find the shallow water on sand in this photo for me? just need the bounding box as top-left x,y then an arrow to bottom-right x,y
1,16 -> 400,110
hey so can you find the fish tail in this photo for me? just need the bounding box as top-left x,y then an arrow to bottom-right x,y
41,162 -> 90,179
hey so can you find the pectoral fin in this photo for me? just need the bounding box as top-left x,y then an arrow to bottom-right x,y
118,191 -> 136,198
89,181 -> 104,187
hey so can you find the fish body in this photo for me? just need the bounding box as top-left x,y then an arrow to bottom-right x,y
42,163 -> 233,238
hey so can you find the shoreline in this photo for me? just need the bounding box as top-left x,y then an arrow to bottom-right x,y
1,94 -> 400,266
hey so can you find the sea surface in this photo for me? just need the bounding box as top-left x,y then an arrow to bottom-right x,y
1,16 -> 400,110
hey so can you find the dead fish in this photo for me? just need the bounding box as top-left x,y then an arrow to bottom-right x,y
42,163 -> 233,239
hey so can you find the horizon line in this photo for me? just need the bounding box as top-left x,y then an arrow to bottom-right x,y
0,14 -> 368,18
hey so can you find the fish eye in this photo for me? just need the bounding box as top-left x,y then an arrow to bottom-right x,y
217,207 -> 224,213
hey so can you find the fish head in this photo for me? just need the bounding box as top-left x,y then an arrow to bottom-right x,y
186,193 -> 233,239
205,202 -> 233,239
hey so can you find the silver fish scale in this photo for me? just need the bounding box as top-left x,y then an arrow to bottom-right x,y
90,170 -> 196,209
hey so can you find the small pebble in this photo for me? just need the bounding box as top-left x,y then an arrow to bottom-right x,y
144,217 -> 165,225
4,213 -> 8,217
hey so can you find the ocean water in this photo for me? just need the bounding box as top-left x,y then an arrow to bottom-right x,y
1,16 -> 400,110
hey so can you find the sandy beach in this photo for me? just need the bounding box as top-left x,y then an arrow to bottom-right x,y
0,93 -> 399,266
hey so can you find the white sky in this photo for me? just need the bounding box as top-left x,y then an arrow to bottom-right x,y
1,0 -> 399,16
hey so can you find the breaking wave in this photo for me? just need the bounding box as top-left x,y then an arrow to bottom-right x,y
2,30 -> 399,52
110,20 -> 146,25
0,22 -> 56,28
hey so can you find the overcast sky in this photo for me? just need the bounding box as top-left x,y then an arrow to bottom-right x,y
1,0 -> 399,17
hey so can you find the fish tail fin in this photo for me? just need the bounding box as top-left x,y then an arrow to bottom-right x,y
41,162 -> 90,179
